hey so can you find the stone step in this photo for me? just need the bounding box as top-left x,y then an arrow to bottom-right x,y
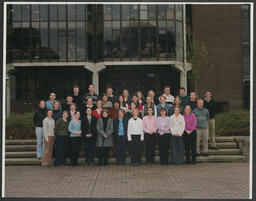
5,148 -> 242,158
215,142 -> 237,149
5,136 -> 234,145
5,139 -> 37,145
5,155 -> 246,166
5,142 -> 238,152
214,136 -> 235,142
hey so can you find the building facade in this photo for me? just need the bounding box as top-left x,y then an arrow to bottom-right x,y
6,4 -> 250,114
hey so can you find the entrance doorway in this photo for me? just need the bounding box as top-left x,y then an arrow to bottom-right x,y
99,65 -> 180,97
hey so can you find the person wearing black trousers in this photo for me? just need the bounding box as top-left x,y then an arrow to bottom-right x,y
183,105 -> 197,164
127,109 -> 144,166
96,109 -> 113,166
113,109 -> 129,165
143,107 -> 157,164
72,85 -> 83,112
156,108 -> 171,165
68,111 -> 82,166
81,107 -> 98,166
54,111 -> 69,166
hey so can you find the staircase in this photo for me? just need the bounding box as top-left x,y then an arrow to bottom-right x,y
5,136 -> 246,165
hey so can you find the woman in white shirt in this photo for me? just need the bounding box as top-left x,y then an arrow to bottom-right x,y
170,106 -> 185,165
127,109 -> 144,166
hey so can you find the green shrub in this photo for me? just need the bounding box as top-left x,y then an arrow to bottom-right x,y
6,113 -> 35,139
215,109 -> 250,136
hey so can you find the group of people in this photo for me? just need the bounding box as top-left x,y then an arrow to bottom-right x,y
33,84 -> 216,168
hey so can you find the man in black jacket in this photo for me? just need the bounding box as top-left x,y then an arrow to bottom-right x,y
83,84 -> 99,106
72,85 -> 83,112
204,91 -> 218,150
81,107 -> 98,165
187,92 -> 198,111
113,109 -> 129,165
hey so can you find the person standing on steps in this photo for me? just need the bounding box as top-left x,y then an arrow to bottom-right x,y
33,100 -> 47,160
204,91 -> 218,150
193,99 -> 210,157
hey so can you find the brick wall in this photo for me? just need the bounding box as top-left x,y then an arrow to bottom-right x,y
191,5 -> 243,108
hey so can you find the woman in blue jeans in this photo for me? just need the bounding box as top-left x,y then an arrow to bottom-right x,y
33,100 -> 47,159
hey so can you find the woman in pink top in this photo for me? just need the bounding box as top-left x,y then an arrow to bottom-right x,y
183,105 -> 197,164
156,108 -> 171,165
143,107 -> 157,164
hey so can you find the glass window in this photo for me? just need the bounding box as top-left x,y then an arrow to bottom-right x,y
158,5 -> 166,20
39,22 -> 48,61
12,5 -> 22,22
122,5 -> 129,20
68,4 -> 76,21
130,5 -> 138,20
113,5 -> 120,20
40,5 -> 48,21
167,5 -> 174,20
76,5 -> 85,21
175,5 -> 182,21
58,5 -> 66,21
148,5 -> 156,20
76,22 -> 86,61
21,5 -> 30,21
104,5 -> 112,20
31,22 -> 40,61
31,5 -> 39,21
49,22 -> 59,60
140,5 -> 148,20
49,5 -> 57,21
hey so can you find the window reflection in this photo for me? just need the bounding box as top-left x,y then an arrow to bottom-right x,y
8,4 -> 183,63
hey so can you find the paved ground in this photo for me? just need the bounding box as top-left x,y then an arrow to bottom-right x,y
5,162 -> 249,199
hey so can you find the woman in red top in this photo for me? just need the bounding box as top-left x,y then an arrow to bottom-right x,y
136,91 -> 145,112
92,100 -> 103,120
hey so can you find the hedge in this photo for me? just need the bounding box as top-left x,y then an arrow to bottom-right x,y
6,113 -> 35,139
215,109 -> 250,136
5,109 -> 250,139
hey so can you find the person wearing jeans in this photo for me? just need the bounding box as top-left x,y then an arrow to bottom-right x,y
170,106 -> 185,165
33,100 -> 47,159
193,99 -> 210,157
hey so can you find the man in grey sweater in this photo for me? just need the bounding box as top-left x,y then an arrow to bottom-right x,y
193,99 -> 209,157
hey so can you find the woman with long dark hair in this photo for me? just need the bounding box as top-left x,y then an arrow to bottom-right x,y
96,109 -> 113,166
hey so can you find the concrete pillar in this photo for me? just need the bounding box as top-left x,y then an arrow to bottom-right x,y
6,73 -> 11,116
92,72 -> 99,94
180,70 -> 187,92
84,62 -> 106,95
